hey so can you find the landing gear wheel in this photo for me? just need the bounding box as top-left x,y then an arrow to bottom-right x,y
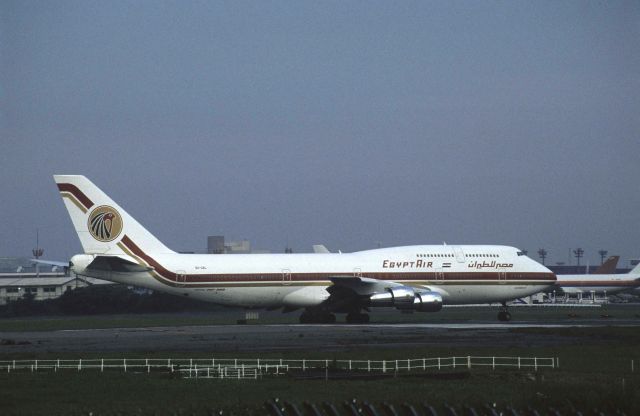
299,311 -> 313,324
346,312 -> 370,324
497,302 -> 511,321
324,313 -> 336,324
299,310 -> 336,324
497,311 -> 511,321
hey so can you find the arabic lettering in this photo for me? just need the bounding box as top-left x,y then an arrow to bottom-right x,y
467,261 -> 513,269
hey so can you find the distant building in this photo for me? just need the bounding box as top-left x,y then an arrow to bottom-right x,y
0,274 -> 113,305
225,239 -> 251,254
207,236 -> 269,254
0,257 -> 113,305
207,236 -> 225,254
1,275 -> 76,305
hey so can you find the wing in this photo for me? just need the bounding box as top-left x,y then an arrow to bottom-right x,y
325,276 -> 443,313
328,276 -> 405,295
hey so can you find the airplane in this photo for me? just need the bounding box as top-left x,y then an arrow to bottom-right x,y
551,260 -> 640,298
54,175 -> 556,323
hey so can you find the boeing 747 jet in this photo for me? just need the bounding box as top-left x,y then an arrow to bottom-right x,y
55,175 -> 556,323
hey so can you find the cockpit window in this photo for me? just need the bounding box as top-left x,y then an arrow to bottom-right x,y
517,251 -> 525,256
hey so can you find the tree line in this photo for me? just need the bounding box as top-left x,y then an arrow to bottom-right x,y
0,285 -> 224,317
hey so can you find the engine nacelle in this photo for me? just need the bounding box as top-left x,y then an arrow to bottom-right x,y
368,286 -> 443,312
369,286 -> 416,309
413,290 -> 443,312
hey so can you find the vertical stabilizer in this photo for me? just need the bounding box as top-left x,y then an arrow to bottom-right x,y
54,175 -> 175,256
593,256 -> 620,274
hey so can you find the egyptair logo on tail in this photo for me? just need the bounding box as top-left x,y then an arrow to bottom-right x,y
87,206 -> 123,242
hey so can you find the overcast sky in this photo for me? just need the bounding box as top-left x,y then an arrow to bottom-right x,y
2,1 -> 639,267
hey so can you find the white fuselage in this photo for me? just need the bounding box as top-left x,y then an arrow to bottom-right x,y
72,244 -> 555,309
553,273 -> 640,295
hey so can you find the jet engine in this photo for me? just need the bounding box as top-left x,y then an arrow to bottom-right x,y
368,286 -> 443,312
413,289 -> 443,312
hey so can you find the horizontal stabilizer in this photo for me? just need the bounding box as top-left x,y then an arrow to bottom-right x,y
31,259 -> 70,268
86,256 -> 153,273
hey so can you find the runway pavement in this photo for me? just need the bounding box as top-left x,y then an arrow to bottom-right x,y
1,319 -> 638,354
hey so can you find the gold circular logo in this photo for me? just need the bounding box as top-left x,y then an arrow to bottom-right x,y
87,206 -> 123,242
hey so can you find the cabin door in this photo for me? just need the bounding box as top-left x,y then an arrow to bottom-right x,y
176,270 -> 187,287
282,269 -> 292,286
453,246 -> 465,263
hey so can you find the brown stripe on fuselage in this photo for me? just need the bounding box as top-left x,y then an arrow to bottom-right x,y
121,235 -> 179,281
57,183 -> 94,210
119,235 -> 556,287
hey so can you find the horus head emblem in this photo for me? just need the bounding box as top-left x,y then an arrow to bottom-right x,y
87,206 -> 123,242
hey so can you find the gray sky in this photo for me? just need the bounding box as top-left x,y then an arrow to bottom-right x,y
2,1 -> 639,266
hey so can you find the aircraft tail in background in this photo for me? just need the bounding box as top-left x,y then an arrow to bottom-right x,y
592,256 -> 620,274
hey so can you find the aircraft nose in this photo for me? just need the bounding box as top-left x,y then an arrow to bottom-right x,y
532,258 -> 556,282
541,264 -> 557,282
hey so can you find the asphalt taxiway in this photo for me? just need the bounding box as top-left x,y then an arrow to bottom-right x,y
1,319 -> 638,354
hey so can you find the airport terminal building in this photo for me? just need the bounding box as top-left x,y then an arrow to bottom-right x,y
0,257 -> 111,305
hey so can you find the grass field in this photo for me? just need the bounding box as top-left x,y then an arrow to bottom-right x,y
1,367 -> 638,415
0,340 -> 638,415
1,306 -> 639,415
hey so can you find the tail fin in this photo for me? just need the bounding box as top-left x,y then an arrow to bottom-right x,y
593,256 -> 620,274
630,262 -> 640,275
54,175 -> 175,256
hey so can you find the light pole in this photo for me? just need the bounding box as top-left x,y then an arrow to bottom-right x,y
598,250 -> 608,265
573,248 -> 584,267
32,229 -> 44,278
537,248 -> 547,265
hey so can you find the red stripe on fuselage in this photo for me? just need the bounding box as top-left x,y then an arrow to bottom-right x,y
119,235 -> 556,285
121,235 -> 178,281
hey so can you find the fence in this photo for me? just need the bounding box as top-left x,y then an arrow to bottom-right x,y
0,356 -> 556,378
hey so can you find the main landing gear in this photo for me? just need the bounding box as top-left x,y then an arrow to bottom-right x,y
299,309 -> 336,324
298,309 -> 371,324
497,302 -> 511,322
346,312 -> 370,324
